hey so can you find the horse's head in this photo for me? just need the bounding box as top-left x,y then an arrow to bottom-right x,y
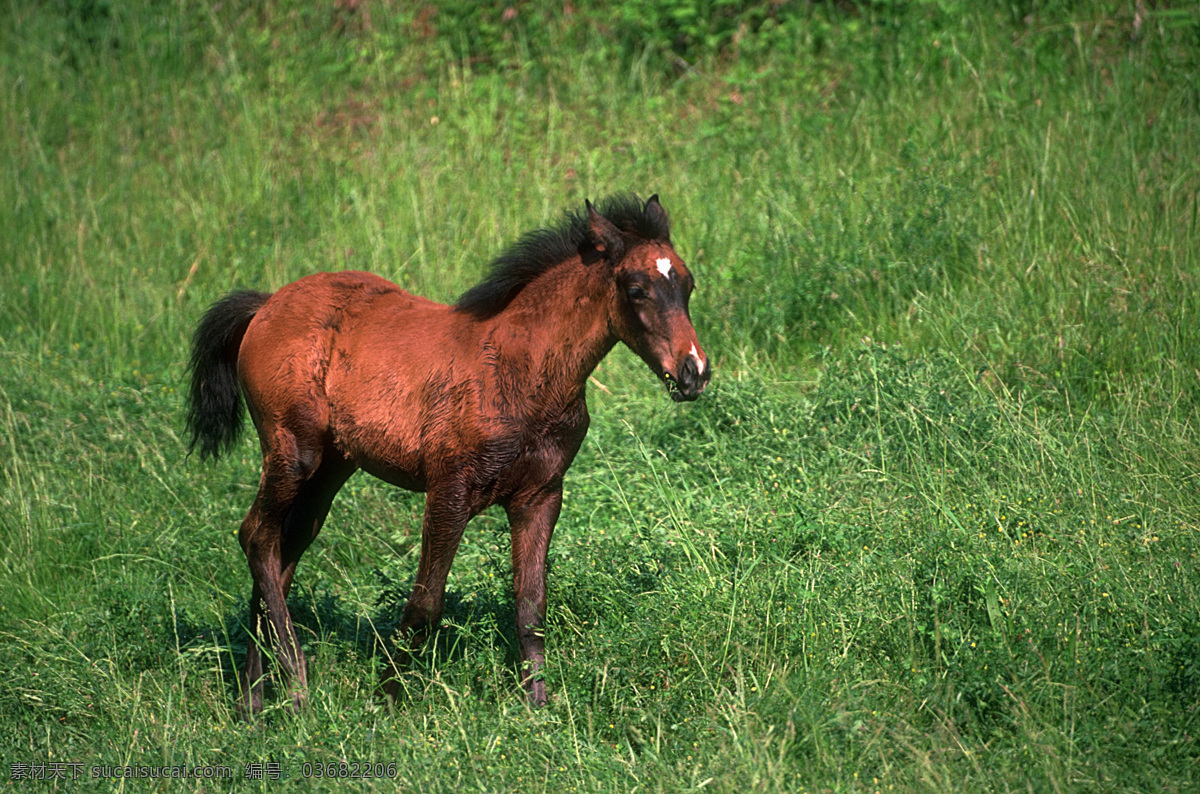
587,196 -> 712,402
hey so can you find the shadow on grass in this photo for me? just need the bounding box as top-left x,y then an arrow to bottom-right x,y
170,573 -> 521,712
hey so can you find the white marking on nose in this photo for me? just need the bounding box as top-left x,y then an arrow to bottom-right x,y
656,257 -> 673,278
689,343 -> 705,372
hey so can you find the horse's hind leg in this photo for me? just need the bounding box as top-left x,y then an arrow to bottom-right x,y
238,441 -> 351,716
280,454 -> 355,599
238,489 -> 277,717
272,454 -> 354,705
240,578 -> 267,715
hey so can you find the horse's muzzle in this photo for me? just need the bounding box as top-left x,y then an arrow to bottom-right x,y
669,354 -> 711,402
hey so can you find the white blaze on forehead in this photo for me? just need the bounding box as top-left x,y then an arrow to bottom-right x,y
689,343 -> 706,372
656,257 -> 673,278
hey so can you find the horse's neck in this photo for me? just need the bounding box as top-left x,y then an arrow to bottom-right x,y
483,261 -> 615,406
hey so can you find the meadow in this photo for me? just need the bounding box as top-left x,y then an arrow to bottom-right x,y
2,1 -> 1199,790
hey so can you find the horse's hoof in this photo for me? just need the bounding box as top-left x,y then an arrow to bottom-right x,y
289,690 -> 308,713
526,681 -> 547,709
376,669 -> 401,705
236,694 -> 264,721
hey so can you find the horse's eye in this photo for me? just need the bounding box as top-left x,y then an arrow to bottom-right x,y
626,285 -> 648,301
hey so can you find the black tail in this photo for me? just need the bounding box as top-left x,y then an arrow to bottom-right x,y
186,290 -> 272,460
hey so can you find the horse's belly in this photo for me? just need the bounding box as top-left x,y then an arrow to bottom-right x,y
358,459 -> 427,492
329,398 -> 428,491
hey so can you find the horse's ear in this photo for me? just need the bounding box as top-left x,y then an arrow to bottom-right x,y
644,194 -> 669,233
586,199 -> 625,263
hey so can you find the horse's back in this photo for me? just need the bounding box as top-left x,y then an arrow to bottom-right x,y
237,270 -> 471,484
240,268 -> 440,372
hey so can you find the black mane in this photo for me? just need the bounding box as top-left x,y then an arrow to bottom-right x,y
454,194 -> 671,318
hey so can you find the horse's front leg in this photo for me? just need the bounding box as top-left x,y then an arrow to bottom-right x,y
381,484 -> 470,700
505,486 -> 563,708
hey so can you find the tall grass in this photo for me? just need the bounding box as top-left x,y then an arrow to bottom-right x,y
2,1 -> 1198,790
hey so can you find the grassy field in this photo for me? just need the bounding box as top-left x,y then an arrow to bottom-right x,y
2,1 -> 1199,790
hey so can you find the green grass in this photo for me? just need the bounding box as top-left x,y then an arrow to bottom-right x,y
2,1 -> 1199,790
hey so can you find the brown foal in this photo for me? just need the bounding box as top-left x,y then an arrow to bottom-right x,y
186,194 -> 710,714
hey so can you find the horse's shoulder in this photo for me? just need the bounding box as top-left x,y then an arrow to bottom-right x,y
525,397 -> 591,462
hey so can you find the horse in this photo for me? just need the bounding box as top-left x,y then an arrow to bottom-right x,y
186,194 -> 711,714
